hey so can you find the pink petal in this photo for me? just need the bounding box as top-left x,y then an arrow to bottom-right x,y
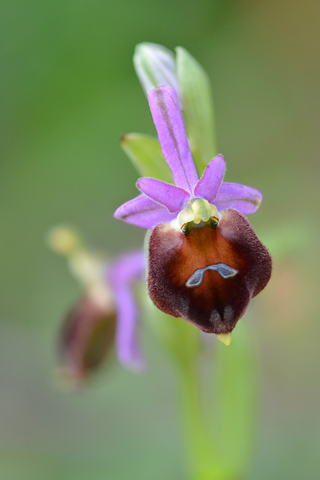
193,154 -> 226,201
214,183 -> 262,214
148,86 -> 198,194
137,177 -> 190,213
114,194 -> 177,228
113,285 -> 145,371
108,251 -> 146,371
108,250 -> 145,286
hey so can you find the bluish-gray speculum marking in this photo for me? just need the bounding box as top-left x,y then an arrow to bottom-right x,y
186,263 -> 238,288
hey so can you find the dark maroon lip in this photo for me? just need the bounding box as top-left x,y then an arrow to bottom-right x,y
147,208 -> 272,335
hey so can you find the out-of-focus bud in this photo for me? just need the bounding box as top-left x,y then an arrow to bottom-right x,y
48,225 -> 117,386
49,225 -> 146,379
47,225 -> 82,256
47,225 -> 108,298
58,295 -> 116,387
134,42 -> 181,104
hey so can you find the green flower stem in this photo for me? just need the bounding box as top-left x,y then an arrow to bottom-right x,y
142,297 -> 217,478
142,290 -> 256,480
210,324 -> 259,479
177,357 -> 232,480
178,360 -> 216,480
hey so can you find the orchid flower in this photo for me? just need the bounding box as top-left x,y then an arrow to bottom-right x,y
48,226 -> 145,385
114,85 -> 271,340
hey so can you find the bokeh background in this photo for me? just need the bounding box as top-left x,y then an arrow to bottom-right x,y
1,0 -> 319,478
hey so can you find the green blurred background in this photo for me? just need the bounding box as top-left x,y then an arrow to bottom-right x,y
1,0 -> 319,478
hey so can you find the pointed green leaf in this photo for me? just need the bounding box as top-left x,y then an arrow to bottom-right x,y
120,133 -> 173,183
176,47 -> 217,174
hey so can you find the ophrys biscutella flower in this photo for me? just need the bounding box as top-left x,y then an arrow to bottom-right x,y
114,86 -> 271,340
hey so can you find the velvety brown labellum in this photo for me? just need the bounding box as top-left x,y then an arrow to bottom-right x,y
60,296 -> 116,383
148,208 -> 272,334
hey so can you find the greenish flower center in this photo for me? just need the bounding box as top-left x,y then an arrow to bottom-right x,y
177,198 -> 220,234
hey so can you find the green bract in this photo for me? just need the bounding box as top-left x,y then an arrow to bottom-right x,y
176,47 -> 217,173
120,133 -> 172,183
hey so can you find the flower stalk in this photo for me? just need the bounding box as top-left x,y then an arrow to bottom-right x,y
178,360 -> 219,480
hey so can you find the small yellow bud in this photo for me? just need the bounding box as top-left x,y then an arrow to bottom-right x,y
47,226 -> 81,256
217,332 -> 232,346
